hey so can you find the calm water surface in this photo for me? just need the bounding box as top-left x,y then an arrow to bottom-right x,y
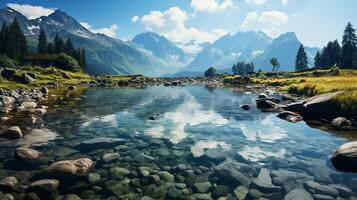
1,86 -> 356,199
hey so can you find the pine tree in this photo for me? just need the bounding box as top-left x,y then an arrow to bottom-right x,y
47,42 -> 54,54
295,45 -> 308,71
64,37 -> 74,56
81,48 -> 86,69
341,22 -> 357,69
0,23 -> 8,55
54,34 -> 64,54
270,58 -> 280,72
7,18 -> 28,61
37,29 -> 48,54
314,52 -> 321,68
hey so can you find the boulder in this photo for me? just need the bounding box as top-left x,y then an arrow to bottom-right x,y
1,96 -> 16,107
251,168 -> 281,193
21,73 -> 35,84
14,147 -> 41,160
44,158 -> 94,176
241,104 -> 250,111
1,68 -> 16,78
21,101 -> 37,109
29,179 -> 60,193
0,176 -> 18,191
277,111 -> 303,123
331,117 -> 352,130
33,108 -> 47,116
0,126 -> 22,139
331,141 -> 357,172
193,182 -> 211,193
281,93 -> 297,102
284,188 -> 313,200
102,152 -> 120,163
256,99 -> 281,111
258,93 -> 268,99
214,159 -> 251,186
40,87 -> 49,94
303,181 -> 338,197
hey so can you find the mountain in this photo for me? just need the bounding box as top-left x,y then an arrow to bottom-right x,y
0,7 -> 176,76
183,31 -> 272,72
253,32 -> 319,71
132,32 -> 192,68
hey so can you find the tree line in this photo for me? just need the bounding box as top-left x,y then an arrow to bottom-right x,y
0,18 -> 86,69
37,30 -> 86,68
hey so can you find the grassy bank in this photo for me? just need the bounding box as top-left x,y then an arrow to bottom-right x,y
0,66 -> 133,89
224,68 -> 357,114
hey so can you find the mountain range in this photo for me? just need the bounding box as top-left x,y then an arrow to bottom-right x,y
0,7 -> 319,76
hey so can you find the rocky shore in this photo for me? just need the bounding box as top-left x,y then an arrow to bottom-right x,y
1,77 -> 357,199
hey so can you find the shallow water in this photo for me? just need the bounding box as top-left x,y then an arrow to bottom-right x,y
1,86 -> 357,199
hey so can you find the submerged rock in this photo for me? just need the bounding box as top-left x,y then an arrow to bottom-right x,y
193,182 -> 211,193
284,188 -> 312,200
277,111 -> 303,123
331,141 -> 357,172
0,176 -> 18,191
214,159 -> 251,186
29,179 -> 60,193
331,117 -> 352,130
78,137 -> 125,151
14,147 -> 41,161
0,126 -> 22,139
44,158 -> 94,176
165,187 -> 183,199
304,181 -> 338,197
102,152 -> 120,163
241,104 -> 250,111
251,168 -> 281,193
234,186 -> 248,200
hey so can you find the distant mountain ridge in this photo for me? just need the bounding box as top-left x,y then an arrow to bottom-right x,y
0,7 -> 178,76
183,31 -> 272,72
131,32 -> 193,68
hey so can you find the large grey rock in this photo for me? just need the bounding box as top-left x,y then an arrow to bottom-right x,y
331,141 -> 357,172
214,159 -> 251,186
1,68 -> 16,78
1,96 -> 16,107
304,181 -> 338,197
0,126 -> 22,139
284,188 -> 313,200
193,182 -> 211,193
21,73 -> 35,84
252,168 -> 281,193
331,117 -> 352,130
0,176 -> 18,191
256,98 -> 281,111
40,87 -> 49,94
234,186 -> 248,200
44,158 -> 94,176
277,111 -> 303,123
14,147 -> 41,160
29,179 -> 59,193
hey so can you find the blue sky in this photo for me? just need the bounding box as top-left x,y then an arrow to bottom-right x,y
1,0 -> 357,48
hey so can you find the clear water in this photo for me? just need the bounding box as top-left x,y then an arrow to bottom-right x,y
1,86 -> 356,199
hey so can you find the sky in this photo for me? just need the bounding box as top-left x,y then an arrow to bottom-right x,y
1,0 -> 357,48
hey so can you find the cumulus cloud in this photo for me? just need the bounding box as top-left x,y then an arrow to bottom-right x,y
245,0 -> 267,6
240,10 -> 289,37
240,11 -> 258,28
259,10 -> 290,26
139,7 -> 227,44
7,3 -> 55,19
80,22 -> 118,38
190,0 -> 234,13
131,16 -> 139,23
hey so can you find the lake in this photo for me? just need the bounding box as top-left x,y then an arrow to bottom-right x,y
0,85 -> 356,199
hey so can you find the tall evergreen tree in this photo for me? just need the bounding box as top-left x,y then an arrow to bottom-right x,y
341,22 -> 357,69
64,37 -> 75,56
314,51 -> 321,68
295,45 -> 308,71
0,23 -> 8,55
47,42 -> 54,54
81,48 -> 86,69
7,18 -> 28,61
37,29 -> 48,54
54,34 -> 64,54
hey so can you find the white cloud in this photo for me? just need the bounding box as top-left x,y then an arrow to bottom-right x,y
245,0 -> 267,6
131,16 -> 139,23
7,3 -> 55,19
190,0 -> 234,13
240,11 -> 258,28
80,22 -> 118,38
139,7 -> 227,44
282,0 -> 288,5
259,10 -> 290,26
